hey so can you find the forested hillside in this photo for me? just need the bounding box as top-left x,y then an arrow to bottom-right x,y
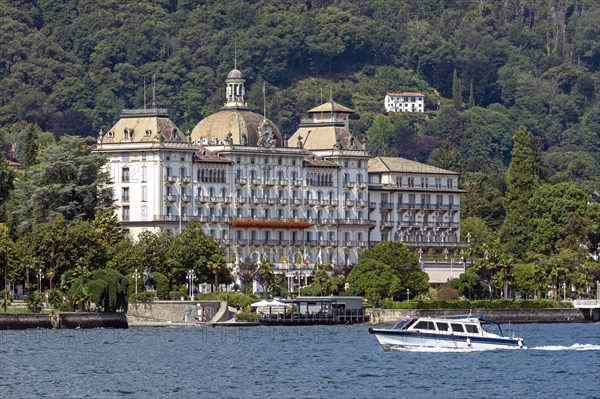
1,1 -> 599,203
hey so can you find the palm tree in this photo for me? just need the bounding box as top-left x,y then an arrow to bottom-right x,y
207,255 -> 226,292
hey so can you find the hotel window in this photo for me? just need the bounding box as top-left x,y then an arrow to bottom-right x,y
141,186 -> 147,202
122,206 -> 130,221
180,167 -> 186,177
141,205 -> 147,221
435,177 -> 442,188
277,209 -> 284,219
397,193 -> 403,205
436,194 -> 443,206
236,157 -> 241,164
141,165 -> 147,182
141,152 -> 147,161
122,187 -> 129,202
396,176 -> 402,187
122,167 -> 130,183
407,177 -> 414,187
421,177 -> 429,188
447,178 -> 454,189
250,157 -> 255,164
165,166 -> 171,177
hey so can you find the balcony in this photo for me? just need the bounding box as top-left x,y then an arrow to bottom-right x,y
235,178 -> 247,186
343,241 -> 355,248
264,179 -> 275,186
180,176 -> 191,184
293,179 -> 303,187
223,197 -> 232,204
181,194 -> 191,203
196,196 -> 209,204
397,202 -> 415,210
230,217 -> 311,229
358,183 -> 367,190
344,181 -> 355,189
164,175 -> 177,184
121,196 -> 130,203
357,200 -> 366,208
344,200 -> 354,208
276,179 -> 289,187
291,199 -> 302,206
279,199 -> 288,205
251,197 -> 260,205
164,194 -> 177,203
250,179 -> 262,186
235,197 -> 246,204
380,220 -> 395,228
266,198 -> 276,205
380,202 -> 395,210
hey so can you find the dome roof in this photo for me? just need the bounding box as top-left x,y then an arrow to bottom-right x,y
227,69 -> 243,79
190,108 -> 283,147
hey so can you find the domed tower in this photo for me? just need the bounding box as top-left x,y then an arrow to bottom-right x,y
190,69 -> 283,147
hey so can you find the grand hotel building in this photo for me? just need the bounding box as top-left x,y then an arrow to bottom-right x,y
95,69 -> 467,285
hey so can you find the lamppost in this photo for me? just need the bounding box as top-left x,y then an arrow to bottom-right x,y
563,282 -> 567,301
596,280 -> 599,304
132,268 -> 141,295
407,288 -> 410,301
37,268 -> 44,293
187,269 -> 196,301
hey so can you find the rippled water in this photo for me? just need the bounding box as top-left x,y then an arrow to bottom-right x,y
0,323 -> 598,398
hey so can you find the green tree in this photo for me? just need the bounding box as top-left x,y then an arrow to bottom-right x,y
499,126 -> 539,259
85,268 -> 128,312
11,136 -> 113,232
356,241 -> 429,299
347,259 -> 399,306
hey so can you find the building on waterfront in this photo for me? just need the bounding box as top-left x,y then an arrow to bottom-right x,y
95,69 -> 465,288
384,92 -> 425,113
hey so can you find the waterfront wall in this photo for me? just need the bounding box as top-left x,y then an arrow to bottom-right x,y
0,313 -> 128,330
127,301 -> 229,323
366,308 -> 588,324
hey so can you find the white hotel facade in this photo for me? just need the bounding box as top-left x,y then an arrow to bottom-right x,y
95,70 -> 466,284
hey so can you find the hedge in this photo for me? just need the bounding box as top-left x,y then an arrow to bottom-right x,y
379,300 -> 574,310
196,292 -> 258,309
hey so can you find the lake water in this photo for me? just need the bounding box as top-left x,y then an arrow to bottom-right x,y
1,323 -> 599,398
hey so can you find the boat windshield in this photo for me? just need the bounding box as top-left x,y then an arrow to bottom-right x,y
393,317 -> 414,330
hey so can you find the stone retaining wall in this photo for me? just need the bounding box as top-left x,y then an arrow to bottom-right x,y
127,301 -> 225,323
367,308 -> 588,324
0,313 -> 127,330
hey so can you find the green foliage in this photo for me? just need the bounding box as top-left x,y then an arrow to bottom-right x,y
85,268 -> 129,312
358,241 -> 429,298
500,126 -> 539,259
10,136 -> 113,232
150,271 -> 169,299
234,310 -> 260,321
379,299 -> 574,310
435,286 -> 460,301
130,291 -> 154,303
25,291 -> 43,313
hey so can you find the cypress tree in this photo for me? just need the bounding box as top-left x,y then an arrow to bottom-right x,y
452,68 -> 462,110
468,80 -> 474,108
499,126 -> 539,259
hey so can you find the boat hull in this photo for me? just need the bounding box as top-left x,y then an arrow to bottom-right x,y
369,329 -> 524,351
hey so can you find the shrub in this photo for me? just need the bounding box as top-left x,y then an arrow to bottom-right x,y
26,291 -> 43,313
151,272 -> 169,299
435,287 -> 461,301
130,291 -> 154,303
379,299 -> 575,309
169,291 -> 185,300
235,311 -> 259,321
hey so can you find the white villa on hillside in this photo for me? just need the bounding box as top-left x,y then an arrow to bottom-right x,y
384,92 -> 425,113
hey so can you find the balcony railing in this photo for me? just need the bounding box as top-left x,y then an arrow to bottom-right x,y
164,194 -> 177,203
180,176 -> 191,184
181,194 -> 191,203
235,178 -> 247,186
380,202 -> 395,210
164,175 -> 177,184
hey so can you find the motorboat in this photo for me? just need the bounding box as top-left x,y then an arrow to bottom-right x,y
369,315 -> 525,351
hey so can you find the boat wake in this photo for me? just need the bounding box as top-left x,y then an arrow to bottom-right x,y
530,344 -> 600,351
